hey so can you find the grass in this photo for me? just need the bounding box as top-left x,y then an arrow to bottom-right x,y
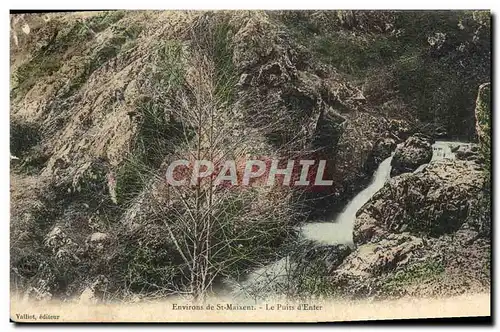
189,14 -> 238,105
290,261 -> 338,298
11,10 -> 491,302
313,32 -> 397,79
109,20 -> 303,298
114,155 -> 151,206
381,259 -> 445,294
475,83 -> 491,175
109,228 -> 187,295
10,121 -> 41,157
211,19 -> 238,105
61,28 -> 137,98
209,189 -> 296,280
12,11 -> 135,101
282,11 -> 490,140
114,40 -> 190,206
80,11 -> 126,34
10,121 -> 49,174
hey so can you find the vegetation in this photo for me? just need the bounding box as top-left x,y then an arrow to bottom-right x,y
106,16 -> 300,300
11,11 -> 128,100
283,10 -> 490,139
381,259 -> 445,295
10,10 -> 491,303
475,82 -> 491,172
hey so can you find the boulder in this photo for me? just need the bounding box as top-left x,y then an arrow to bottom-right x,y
44,226 -> 79,263
299,244 -> 352,273
330,233 -> 424,298
390,135 -> 433,176
455,144 -> 482,162
354,159 -> 486,244
332,158 -> 488,299
372,138 -> 396,162
388,119 -> 411,141
335,233 -> 423,278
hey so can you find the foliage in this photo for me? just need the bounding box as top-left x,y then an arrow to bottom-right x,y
475,82 -> 491,172
382,259 -> 445,293
10,10 -> 491,302
284,10 -> 490,139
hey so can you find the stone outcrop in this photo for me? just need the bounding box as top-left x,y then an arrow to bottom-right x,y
337,233 -> 423,278
455,143 -> 482,162
10,11 -> 491,303
355,159 -> 485,243
332,233 -> 424,296
390,135 -> 433,177
86,232 -> 110,255
372,138 -> 396,163
475,82 -> 491,159
300,244 -> 352,273
330,156 -> 490,299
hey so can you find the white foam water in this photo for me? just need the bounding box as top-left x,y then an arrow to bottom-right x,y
300,155 -> 393,247
432,141 -> 458,161
227,140 -> 472,298
415,141 -> 471,173
302,140 -> 473,245
432,140 -> 475,160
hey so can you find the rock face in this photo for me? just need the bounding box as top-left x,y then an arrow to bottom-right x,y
355,159 -> 485,243
10,11 -> 491,303
300,244 -> 352,273
86,232 -> 110,255
372,138 -> 396,163
330,157 -> 490,299
390,135 -> 433,176
11,11 -> 407,301
455,143 -> 482,162
338,233 -> 423,277
475,82 -> 491,156
333,233 -> 423,296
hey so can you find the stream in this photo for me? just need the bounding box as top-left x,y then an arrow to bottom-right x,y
224,140 -> 471,300
301,155 -> 393,247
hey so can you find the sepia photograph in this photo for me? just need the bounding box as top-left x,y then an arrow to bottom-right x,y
9,8 -> 492,323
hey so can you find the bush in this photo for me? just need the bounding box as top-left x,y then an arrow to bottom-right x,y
10,121 -> 41,157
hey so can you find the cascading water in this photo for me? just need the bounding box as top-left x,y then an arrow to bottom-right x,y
432,141 -> 459,160
228,156 -> 394,299
301,140 -> 472,246
431,140 -> 474,161
300,156 -> 393,247
415,140 -> 472,173
225,139 -> 471,299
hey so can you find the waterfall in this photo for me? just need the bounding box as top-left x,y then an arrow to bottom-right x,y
228,156 -> 395,300
300,156 -> 393,247
302,140 -> 473,246
431,140 -> 471,161
415,141 -> 471,173
225,140 -> 473,299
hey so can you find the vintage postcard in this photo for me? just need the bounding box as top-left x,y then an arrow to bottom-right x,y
10,10 -> 491,323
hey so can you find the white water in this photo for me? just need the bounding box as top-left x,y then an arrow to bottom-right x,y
226,257 -> 296,300
415,140 -> 472,173
226,140 -> 471,299
229,157 -> 394,298
302,140 -> 472,246
432,141 -> 459,161
300,156 -> 394,247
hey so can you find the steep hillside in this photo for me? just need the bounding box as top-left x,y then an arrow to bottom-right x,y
10,10 -> 490,302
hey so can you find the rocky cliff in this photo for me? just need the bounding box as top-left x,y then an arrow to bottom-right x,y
10,11 -> 491,302
331,142 -> 490,299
